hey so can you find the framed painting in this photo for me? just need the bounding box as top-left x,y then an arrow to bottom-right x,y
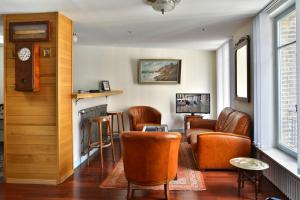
138,59 -> 181,84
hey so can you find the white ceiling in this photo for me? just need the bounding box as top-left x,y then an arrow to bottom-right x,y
0,0 -> 271,50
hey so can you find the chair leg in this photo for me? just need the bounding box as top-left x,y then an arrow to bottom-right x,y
87,123 -> 92,166
121,113 -> 125,132
127,181 -> 133,200
111,114 -> 114,136
164,182 -> 169,200
99,122 -> 104,169
117,114 -> 120,135
108,121 -> 116,162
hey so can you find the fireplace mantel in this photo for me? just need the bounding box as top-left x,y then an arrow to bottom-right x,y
72,90 -> 123,102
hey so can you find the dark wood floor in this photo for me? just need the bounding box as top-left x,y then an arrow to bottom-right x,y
0,139 -> 287,200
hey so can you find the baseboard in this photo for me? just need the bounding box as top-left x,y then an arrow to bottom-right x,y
58,169 -> 74,184
74,148 -> 98,169
6,178 -> 57,185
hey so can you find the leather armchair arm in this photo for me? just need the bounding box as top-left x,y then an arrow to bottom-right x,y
196,132 -> 251,169
188,118 -> 217,130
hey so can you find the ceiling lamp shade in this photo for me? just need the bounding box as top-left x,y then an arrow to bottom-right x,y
151,0 -> 181,14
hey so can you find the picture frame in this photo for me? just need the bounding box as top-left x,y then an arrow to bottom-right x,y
235,35 -> 250,102
9,21 -> 50,42
138,59 -> 181,84
101,80 -> 111,91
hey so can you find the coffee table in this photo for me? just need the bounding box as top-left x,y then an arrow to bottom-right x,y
230,157 -> 269,200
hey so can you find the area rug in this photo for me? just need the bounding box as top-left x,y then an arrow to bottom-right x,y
99,142 -> 206,191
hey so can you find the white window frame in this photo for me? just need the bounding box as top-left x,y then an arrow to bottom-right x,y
275,5 -> 297,158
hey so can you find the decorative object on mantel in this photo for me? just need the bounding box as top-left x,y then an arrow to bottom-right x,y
138,59 -> 181,84
235,35 -> 250,102
101,80 -> 111,91
146,0 -> 181,15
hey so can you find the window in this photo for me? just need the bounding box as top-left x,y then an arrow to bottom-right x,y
276,6 -> 297,156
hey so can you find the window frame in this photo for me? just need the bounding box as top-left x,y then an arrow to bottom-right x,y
275,5 -> 297,158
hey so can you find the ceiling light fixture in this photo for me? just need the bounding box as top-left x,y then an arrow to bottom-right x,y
147,0 -> 181,15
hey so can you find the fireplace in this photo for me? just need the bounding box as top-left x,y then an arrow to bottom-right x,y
79,104 -> 108,156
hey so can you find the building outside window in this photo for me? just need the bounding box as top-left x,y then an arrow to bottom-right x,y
276,6 -> 297,156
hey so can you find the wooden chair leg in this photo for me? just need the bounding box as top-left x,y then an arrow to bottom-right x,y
99,122 -> 104,169
117,114 -> 120,135
108,121 -> 116,162
164,182 -> 169,200
111,114 -> 114,136
121,113 -> 125,132
127,181 -> 133,200
87,122 -> 92,166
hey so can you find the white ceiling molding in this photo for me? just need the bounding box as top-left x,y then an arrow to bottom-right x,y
0,0 -> 272,50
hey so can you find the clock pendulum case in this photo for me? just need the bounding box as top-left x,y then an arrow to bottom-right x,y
15,43 -> 40,92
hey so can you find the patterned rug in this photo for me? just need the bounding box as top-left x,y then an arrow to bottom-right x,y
100,142 -> 206,191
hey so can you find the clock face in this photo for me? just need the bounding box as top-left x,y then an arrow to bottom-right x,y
17,47 -> 31,61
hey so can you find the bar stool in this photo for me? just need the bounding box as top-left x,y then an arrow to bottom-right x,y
107,111 -> 125,137
87,115 -> 115,169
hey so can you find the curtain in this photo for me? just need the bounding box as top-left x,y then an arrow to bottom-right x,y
296,0 -> 300,174
253,12 -> 275,149
216,42 -> 230,116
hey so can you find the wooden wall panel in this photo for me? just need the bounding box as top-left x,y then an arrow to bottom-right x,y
4,12 -> 73,184
57,13 -> 73,183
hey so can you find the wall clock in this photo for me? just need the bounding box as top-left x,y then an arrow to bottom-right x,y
15,43 -> 40,92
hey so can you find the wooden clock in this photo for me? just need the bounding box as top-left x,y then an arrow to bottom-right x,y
15,43 -> 40,92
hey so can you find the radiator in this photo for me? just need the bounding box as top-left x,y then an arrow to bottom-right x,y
257,151 -> 300,200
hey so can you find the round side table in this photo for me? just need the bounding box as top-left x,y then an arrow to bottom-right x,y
230,157 -> 269,200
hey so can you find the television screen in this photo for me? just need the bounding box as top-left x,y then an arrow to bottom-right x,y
176,93 -> 210,114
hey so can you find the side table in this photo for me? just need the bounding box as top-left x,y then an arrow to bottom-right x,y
230,157 -> 269,200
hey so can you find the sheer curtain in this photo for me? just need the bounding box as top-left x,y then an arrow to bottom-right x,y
216,41 -> 230,116
253,12 -> 275,149
297,0 -> 300,174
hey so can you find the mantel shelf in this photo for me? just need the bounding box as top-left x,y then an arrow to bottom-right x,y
72,90 -> 123,102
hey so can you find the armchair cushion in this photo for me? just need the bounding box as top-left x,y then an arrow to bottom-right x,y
196,132 -> 251,169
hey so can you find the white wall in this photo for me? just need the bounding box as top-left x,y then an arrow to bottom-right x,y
230,20 -> 254,117
74,46 -> 217,126
73,45 -> 216,168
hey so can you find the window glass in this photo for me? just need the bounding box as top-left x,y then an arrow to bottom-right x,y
277,7 -> 297,155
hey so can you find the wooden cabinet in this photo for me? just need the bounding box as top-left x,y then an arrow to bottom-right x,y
3,12 -> 73,184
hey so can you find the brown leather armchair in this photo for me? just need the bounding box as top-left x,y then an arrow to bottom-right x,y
128,106 -> 161,131
186,107 -> 251,169
121,131 -> 181,200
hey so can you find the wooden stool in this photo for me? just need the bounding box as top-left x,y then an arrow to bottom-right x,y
107,111 -> 125,137
87,116 -> 116,169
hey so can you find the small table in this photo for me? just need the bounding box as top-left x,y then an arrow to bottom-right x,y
142,124 -> 168,132
230,157 -> 269,200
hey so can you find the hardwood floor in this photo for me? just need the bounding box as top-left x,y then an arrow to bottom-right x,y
0,139 -> 287,200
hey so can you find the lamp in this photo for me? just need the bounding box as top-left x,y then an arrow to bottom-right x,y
149,0 -> 181,14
